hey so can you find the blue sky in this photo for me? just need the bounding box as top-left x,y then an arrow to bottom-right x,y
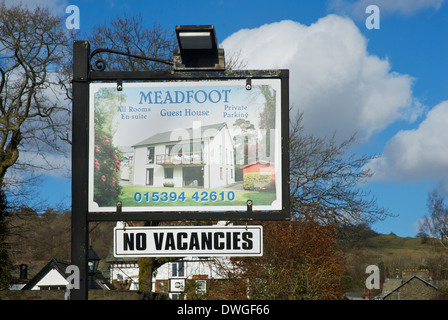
7,0 -> 448,237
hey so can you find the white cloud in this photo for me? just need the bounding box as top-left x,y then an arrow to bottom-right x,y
222,16 -> 421,141
328,0 -> 444,19
366,100 -> 448,183
2,0 -> 68,14
16,151 -> 71,177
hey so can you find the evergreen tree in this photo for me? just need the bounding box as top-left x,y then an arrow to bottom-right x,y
0,184 -> 12,289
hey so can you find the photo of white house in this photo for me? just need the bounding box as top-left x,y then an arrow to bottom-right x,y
131,122 -> 235,190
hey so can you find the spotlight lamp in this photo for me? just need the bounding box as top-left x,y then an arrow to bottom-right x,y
174,25 -> 225,71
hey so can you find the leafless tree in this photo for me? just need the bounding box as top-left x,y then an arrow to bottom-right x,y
418,189 -> 448,248
0,3 -> 72,205
88,14 -> 176,72
289,111 -> 389,226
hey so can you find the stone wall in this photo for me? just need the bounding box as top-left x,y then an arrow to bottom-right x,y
0,290 -> 141,300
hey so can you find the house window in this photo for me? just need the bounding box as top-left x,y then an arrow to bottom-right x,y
147,147 -> 154,164
172,261 -> 185,277
171,293 -> 181,300
220,167 -> 223,180
196,280 -> 206,294
39,285 -> 66,290
146,168 -> 153,185
165,167 -> 173,179
190,141 -> 204,163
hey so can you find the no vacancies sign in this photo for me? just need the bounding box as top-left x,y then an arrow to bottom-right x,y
114,226 -> 263,257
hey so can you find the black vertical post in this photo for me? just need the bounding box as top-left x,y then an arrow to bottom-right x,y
71,41 -> 90,300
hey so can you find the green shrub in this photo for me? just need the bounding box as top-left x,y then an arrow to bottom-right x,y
243,172 -> 274,190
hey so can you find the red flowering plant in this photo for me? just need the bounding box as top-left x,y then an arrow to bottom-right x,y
93,130 -> 122,206
93,88 -> 124,206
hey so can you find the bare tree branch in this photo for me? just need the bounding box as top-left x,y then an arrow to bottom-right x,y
418,189 -> 448,248
0,3 -> 71,193
289,111 -> 389,226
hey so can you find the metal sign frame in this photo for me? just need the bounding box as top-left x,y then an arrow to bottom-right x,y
75,48 -> 290,222
71,40 -> 289,300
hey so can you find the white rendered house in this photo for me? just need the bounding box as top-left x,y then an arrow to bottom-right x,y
108,221 -> 233,298
131,122 -> 235,189
108,255 -> 231,298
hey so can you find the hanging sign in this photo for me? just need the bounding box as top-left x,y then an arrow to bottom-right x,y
114,225 -> 263,257
88,74 -> 289,220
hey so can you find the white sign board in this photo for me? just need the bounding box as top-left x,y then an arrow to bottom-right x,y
89,79 -> 284,216
114,225 -> 263,257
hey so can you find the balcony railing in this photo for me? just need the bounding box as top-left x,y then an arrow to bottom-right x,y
156,152 -> 206,165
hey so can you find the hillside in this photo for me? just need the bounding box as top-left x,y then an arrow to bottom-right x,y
363,234 -> 437,255
343,233 -> 448,291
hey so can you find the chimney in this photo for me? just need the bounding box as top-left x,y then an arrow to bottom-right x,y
19,264 -> 28,280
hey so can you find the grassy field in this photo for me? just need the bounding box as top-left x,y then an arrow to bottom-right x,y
119,185 -> 277,208
362,234 -> 438,255
345,233 -> 448,271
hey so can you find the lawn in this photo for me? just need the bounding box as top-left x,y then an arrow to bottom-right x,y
119,185 -> 277,208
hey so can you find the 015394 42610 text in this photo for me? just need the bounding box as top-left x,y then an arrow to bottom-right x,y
133,190 -> 235,203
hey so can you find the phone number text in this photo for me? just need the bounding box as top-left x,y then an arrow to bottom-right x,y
133,191 -> 235,203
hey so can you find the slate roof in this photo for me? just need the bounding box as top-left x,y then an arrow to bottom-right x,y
133,122 -> 228,147
240,160 -> 274,169
20,258 -> 114,291
381,275 -> 438,300
21,259 -> 70,290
